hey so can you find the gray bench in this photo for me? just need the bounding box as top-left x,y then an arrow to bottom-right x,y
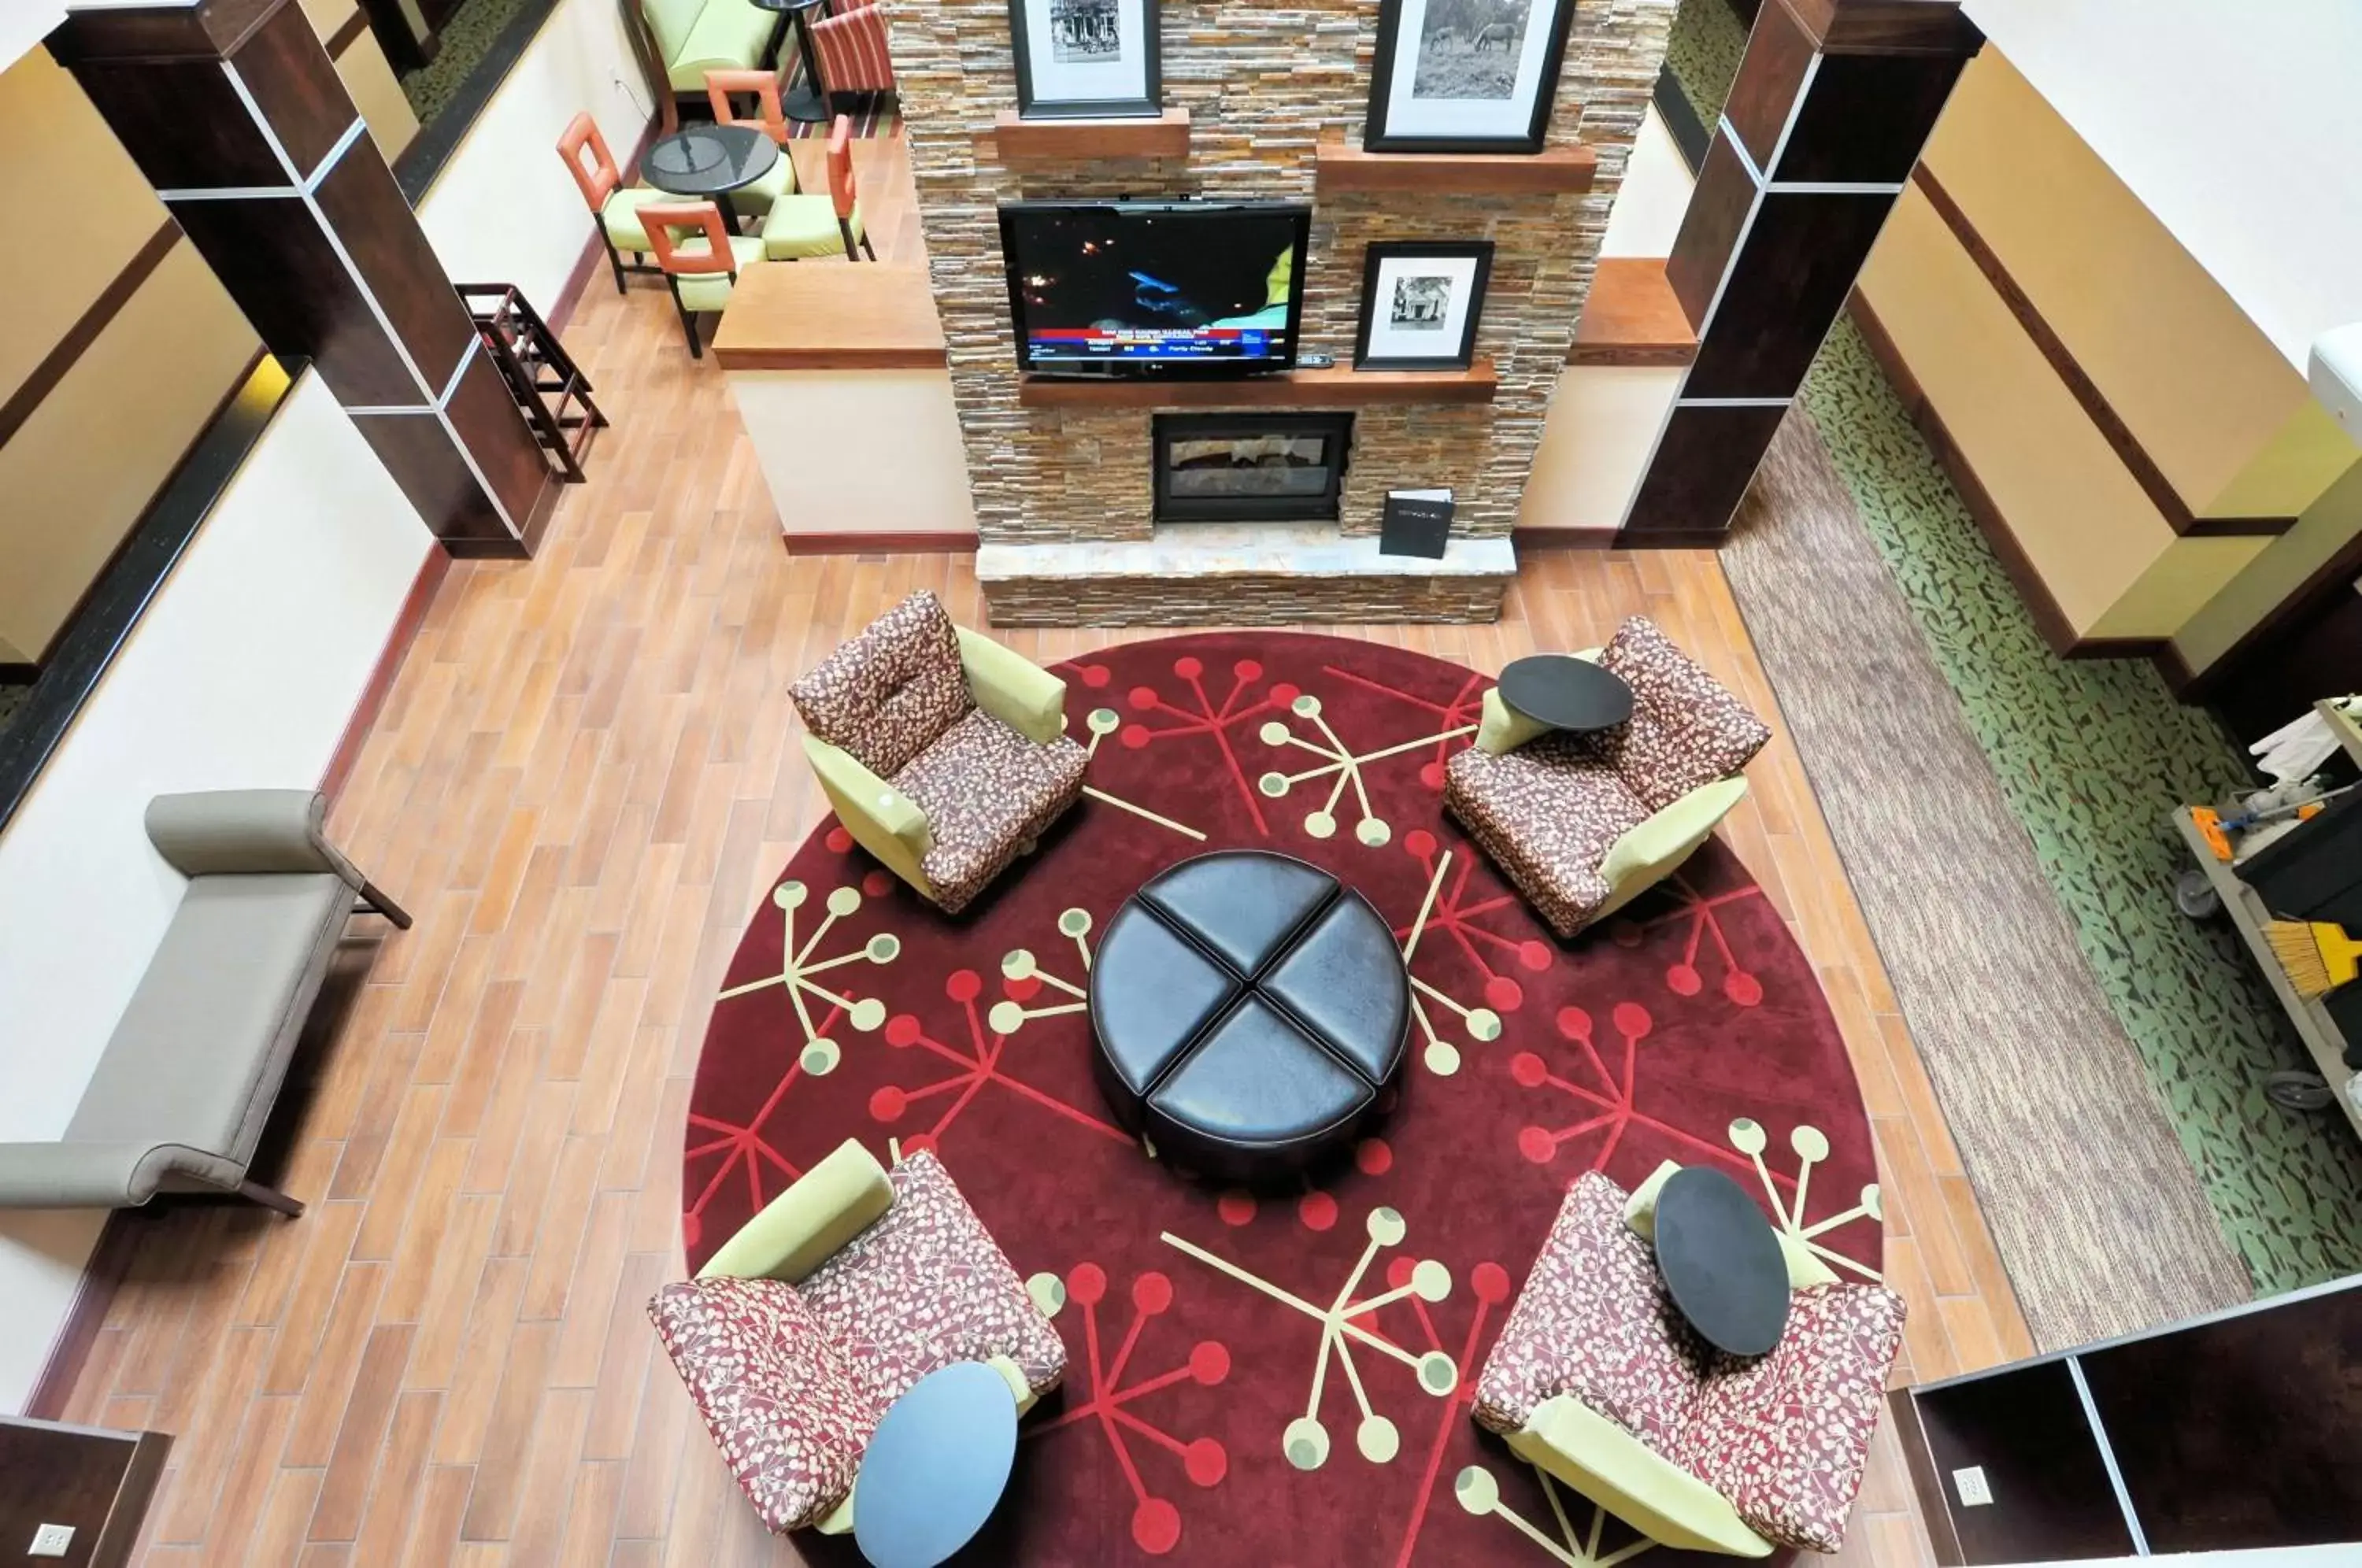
0,790 -> 407,1216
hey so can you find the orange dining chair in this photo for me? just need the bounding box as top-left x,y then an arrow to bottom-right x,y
758,113 -> 868,261
807,0 -> 895,122
640,201 -> 767,357
701,68 -> 798,218
557,112 -> 668,293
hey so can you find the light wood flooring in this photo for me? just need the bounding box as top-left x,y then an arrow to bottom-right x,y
58,139 -> 2032,1566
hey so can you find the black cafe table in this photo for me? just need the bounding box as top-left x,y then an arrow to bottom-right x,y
642,124 -> 781,234
1653,1166 -> 1791,1357
751,0 -> 835,121
1497,653 -> 1635,734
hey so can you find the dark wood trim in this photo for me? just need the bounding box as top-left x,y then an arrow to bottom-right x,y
1910,165 -> 2291,541
0,662 -> 35,683
1888,1389 -> 1968,1566
1784,0 -> 1981,55
1609,524 -> 1734,549
1849,288 -> 2085,656
0,222 -> 180,453
1653,61 -> 1710,174
2158,640 -> 2201,695
324,6 -> 370,57
22,1213 -> 149,1422
319,545 -> 452,804
1312,140 -> 1597,194
781,531 -> 979,556
1512,527 -> 1617,550
985,108 -> 1191,161
2182,527 -> 2362,701
1017,363 -> 1498,409
97,1430 -> 172,1566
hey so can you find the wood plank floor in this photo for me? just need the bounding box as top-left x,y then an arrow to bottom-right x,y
59,139 -> 2032,1566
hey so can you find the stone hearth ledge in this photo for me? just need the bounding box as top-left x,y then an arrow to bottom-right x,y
976,524 -> 1517,627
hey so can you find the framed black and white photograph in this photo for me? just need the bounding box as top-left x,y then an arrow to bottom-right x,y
1354,242 -> 1494,370
1009,0 -> 1161,120
1364,0 -> 1577,153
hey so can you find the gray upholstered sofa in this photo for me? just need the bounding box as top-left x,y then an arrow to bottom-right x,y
0,790 -> 407,1215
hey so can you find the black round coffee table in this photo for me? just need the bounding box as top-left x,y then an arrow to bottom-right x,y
1497,653 -> 1635,733
1653,1166 -> 1791,1356
643,124 -> 781,232
1088,851 -> 1410,1185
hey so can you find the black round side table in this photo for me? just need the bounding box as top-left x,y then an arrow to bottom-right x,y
1653,1166 -> 1791,1356
643,124 -> 780,233
1497,653 -> 1635,734
751,0 -> 835,122
1088,851 -> 1410,1185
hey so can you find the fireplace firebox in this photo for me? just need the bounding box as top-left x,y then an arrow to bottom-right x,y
1152,412 -> 1353,523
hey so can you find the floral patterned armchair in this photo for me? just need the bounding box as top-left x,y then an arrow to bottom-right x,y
649,1141 -> 1067,1534
1445,616 -> 1771,938
1472,1169 -> 1905,1556
791,590 -> 1089,914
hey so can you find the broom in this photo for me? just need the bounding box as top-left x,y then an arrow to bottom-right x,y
2265,919 -> 2362,997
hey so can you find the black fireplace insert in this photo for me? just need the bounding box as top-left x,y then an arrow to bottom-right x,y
1151,412 -> 1353,523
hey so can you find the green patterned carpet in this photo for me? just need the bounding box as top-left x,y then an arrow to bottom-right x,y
1799,321 -> 2362,1294
401,0 -> 535,123
1664,0 -> 1746,128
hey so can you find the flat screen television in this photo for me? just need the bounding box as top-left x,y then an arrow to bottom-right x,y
999,199 -> 1312,379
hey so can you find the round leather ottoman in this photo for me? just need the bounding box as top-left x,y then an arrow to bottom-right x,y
1088,850 -> 1410,1185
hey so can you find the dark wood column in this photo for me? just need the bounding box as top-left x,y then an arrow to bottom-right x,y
1617,0 -> 1979,545
54,0 -> 554,558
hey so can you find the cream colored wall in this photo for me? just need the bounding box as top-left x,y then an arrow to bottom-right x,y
339,34 -> 420,161
0,46 -> 264,664
2085,535 -> 2273,643
1925,50 -> 2338,523
0,49 -> 171,397
2175,460 -> 2362,673
1520,366 -> 1683,536
727,370 -> 980,537
1861,184 -> 2178,635
0,246 -> 261,657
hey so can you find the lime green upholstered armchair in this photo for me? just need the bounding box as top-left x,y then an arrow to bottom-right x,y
1444,617 -> 1770,937
649,1140 -> 1067,1535
1472,1167 -> 1906,1555
631,0 -> 779,106
790,590 -> 1088,914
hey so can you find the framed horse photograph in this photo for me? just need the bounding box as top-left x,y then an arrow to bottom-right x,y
1008,0 -> 1162,120
1364,0 -> 1577,153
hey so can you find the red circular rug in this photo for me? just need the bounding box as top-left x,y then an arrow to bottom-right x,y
685,631 -> 1883,1566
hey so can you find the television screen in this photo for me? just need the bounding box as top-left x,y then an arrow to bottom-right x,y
1000,200 -> 1312,377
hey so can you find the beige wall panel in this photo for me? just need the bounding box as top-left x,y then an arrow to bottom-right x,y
2085,534 -> 2272,642
0,243 -> 261,660
0,633 -> 28,666
726,370 -> 979,539
1924,49 -> 2312,520
298,0 -> 356,32
2175,458 -> 2362,674
1520,365 -> 1683,534
2208,401 -> 2360,520
0,50 -> 173,399
1860,184 -> 2175,635
338,36 -> 421,161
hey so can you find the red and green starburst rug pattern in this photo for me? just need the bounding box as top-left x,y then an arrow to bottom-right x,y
686,631 -> 1883,1566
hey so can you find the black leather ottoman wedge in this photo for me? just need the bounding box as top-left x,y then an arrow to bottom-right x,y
1089,850 -> 1410,1185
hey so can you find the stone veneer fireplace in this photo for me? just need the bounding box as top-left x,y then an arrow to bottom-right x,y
895,0 -> 1674,624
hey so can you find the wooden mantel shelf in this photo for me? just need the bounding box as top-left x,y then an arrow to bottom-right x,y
1314,139 -> 1596,195
1567,257 -> 1697,368
1017,361 -> 1498,409
983,109 -> 1191,161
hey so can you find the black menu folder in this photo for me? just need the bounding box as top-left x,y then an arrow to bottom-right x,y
1381,489 -> 1453,559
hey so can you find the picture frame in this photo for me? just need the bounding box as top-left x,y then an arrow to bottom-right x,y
1008,0 -> 1162,120
1363,0 -> 1578,153
1355,241 -> 1494,371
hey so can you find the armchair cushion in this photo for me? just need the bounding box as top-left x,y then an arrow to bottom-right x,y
1473,1171 -> 1704,1455
790,590 -> 975,779
1679,1283 -> 1909,1552
1443,737 -> 1650,939
890,709 -> 1089,914
598,187 -> 675,252
698,1137 -> 896,1284
666,0 -> 777,90
145,789 -> 359,886
648,1275 -> 878,1533
1508,1396 -> 1771,1558
796,1149 -> 1068,1412
1594,618 -> 1772,812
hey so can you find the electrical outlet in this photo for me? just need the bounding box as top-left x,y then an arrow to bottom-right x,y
1952,1465 -> 1994,1507
28,1522 -> 75,1558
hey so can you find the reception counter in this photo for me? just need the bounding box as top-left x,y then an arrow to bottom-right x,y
711,264 -> 979,552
